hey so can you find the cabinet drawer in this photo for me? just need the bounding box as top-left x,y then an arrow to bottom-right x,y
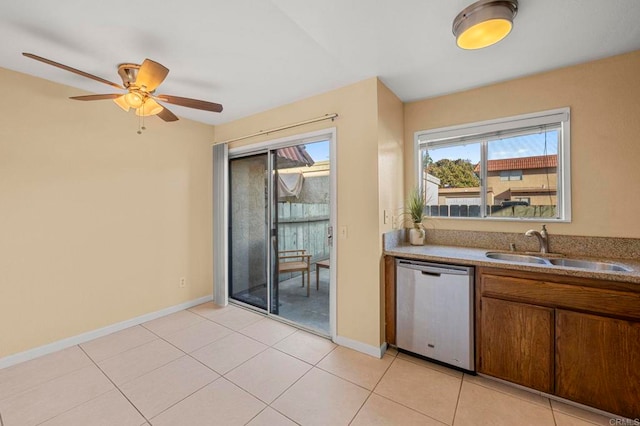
480,274 -> 640,320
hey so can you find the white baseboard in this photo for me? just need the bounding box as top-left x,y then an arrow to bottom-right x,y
334,335 -> 387,359
0,295 -> 213,370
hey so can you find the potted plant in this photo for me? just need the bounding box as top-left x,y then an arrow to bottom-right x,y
405,187 -> 426,245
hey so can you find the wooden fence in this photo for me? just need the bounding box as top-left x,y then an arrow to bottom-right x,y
277,202 -> 330,282
427,204 -> 557,218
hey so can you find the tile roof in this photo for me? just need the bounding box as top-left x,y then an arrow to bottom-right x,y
277,145 -> 315,167
474,154 -> 557,172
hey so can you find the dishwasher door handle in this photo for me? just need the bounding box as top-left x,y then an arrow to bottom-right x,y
421,271 -> 441,277
398,262 -> 470,276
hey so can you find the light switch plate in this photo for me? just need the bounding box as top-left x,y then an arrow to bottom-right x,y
339,226 -> 348,239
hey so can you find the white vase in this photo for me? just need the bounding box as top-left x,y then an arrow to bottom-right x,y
409,225 -> 425,245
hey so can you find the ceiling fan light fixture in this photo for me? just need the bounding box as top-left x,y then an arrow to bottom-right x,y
135,98 -> 164,117
124,91 -> 145,108
113,95 -> 130,112
453,0 -> 518,50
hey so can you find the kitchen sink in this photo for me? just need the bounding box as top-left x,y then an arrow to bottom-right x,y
485,252 -> 549,264
485,251 -> 633,272
548,258 -> 633,272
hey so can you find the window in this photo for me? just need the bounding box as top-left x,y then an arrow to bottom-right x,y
416,108 -> 570,221
500,170 -> 522,181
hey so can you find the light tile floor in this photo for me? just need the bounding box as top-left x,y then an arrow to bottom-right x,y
0,303 -> 621,426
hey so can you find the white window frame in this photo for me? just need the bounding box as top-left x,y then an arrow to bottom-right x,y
414,107 -> 571,222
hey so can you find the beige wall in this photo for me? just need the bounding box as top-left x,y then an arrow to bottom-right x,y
376,80 -> 404,342
405,50 -> 640,238
5,48 -> 638,359
0,67 -> 214,358
216,78 -> 401,349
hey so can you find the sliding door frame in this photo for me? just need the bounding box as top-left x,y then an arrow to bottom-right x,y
227,128 -> 337,339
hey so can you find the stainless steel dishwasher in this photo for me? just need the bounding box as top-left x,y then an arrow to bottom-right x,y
396,258 -> 475,372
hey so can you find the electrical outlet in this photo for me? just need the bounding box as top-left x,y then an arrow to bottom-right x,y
179,277 -> 186,288
383,209 -> 390,224
392,215 -> 398,229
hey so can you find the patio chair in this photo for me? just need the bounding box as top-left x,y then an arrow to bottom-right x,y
278,249 -> 312,297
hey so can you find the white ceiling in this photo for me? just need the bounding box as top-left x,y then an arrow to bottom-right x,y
1,1 -> 639,125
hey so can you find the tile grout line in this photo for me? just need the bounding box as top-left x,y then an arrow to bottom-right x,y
3,348 -> 115,426
133,322 -> 247,415
78,345 -> 150,425
195,301 -> 331,343
368,392 -> 448,425
99,310 -> 231,422
144,376 -> 221,423
549,397 -> 559,426
243,406 -> 269,425
370,352 -> 396,389
450,373 -> 465,426
263,367 -> 320,423
266,406 -> 302,425
82,330 -> 159,365
268,341 -> 336,367
0,347 -> 93,403
466,375 -> 554,410
141,309 -> 309,389
370,357 -> 451,425
191,302 -> 334,355
291,341 -> 338,368
338,349 -> 399,423
247,336 -> 339,421
396,353 -> 464,380
347,391 -> 374,425
220,340 -> 316,405
313,351 -> 394,395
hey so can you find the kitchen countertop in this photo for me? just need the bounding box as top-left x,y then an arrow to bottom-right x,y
385,243 -> 640,285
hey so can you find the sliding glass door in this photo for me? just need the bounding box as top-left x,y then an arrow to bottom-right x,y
228,138 -> 332,335
228,153 -> 270,310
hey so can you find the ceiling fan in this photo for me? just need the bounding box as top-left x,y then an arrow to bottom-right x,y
22,52 -> 223,123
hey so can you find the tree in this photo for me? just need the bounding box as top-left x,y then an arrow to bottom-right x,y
426,157 -> 479,188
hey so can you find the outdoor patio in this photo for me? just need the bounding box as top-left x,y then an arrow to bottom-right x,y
276,264 -> 330,335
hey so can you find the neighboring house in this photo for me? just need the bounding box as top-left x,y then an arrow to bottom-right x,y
479,154 -> 558,206
437,186 -> 487,206
432,154 -> 557,207
424,173 -> 441,206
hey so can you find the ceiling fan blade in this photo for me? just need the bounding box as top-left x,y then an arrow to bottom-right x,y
23,52 -> 124,90
157,106 -> 179,122
135,59 -> 169,92
69,94 -> 122,101
155,94 -> 223,113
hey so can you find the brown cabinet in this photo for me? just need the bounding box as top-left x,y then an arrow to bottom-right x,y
480,298 -> 554,393
476,267 -> 640,419
555,310 -> 640,417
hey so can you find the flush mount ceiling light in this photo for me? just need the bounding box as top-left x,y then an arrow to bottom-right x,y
453,0 -> 518,50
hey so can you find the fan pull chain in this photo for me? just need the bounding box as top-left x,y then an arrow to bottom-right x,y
137,103 -> 147,134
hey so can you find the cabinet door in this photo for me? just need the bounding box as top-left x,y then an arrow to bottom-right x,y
479,297 -> 554,393
556,310 -> 640,418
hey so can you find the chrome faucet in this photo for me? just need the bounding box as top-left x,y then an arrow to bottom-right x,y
525,225 -> 549,254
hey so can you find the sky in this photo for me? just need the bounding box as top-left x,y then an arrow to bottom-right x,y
304,140 -> 330,161
428,130 -> 559,163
